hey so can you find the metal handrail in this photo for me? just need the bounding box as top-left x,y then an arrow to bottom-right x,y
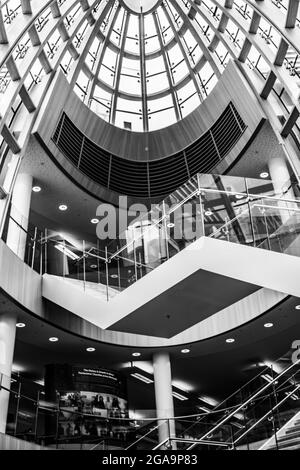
232,384 -> 300,447
125,420 -> 166,450
154,383 -> 300,451
153,437 -> 230,450
186,358 -> 300,450
107,189 -> 300,263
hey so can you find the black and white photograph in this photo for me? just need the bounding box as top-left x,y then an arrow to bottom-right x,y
0,0 -> 300,459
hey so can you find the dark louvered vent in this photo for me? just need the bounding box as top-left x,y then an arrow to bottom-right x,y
52,103 -> 246,199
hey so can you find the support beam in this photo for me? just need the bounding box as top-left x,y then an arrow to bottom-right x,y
260,71 -> 276,99
0,8 -> 8,44
0,314 -> 17,434
286,0 -> 299,28
274,38 -> 289,66
19,85 -> 36,113
1,126 -> 21,154
281,106 -> 300,138
7,173 -> 33,259
21,0 -> 32,15
153,352 -> 176,450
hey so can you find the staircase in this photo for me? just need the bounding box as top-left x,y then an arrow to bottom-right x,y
151,359 -> 300,451
260,411 -> 300,450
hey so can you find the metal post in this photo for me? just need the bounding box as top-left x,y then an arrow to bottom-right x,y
117,252 -> 121,291
245,179 -> 256,246
83,240 -> 86,291
34,390 -> 40,442
31,226 -> 37,270
133,241 -> 138,282
44,228 -> 48,274
162,201 -> 170,260
14,380 -> 21,436
105,246 -> 109,302
263,204 -> 271,251
97,239 -> 101,285
63,239 -> 66,279
39,232 -> 43,275
55,405 -> 60,449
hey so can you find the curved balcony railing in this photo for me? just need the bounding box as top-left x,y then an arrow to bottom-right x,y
1,351 -> 300,450
1,172 -> 300,303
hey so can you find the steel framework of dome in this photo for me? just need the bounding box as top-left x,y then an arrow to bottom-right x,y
0,0 -> 299,140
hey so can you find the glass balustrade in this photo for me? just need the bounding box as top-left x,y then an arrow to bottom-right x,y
1,352 -> 300,450
1,173 -> 300,301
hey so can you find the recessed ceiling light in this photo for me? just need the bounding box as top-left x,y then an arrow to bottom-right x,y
132,352 -> 141,357
226,338 -> 235,343
181,349 -> 190,354
235,194 -> 245,199
295,305 -> 300,310
264,322 -> 273,328
260,172 -> 269,179
90,265 -> 97,269
32,186 -> 41,193
205,210 -> 213,216
110,274 -> 118,279
91,218 -> 99,224
86,347 -> 96,352
49,337 -> 59,342
59,204 -> 68,211
16,323 -> 26,328
167,223 -> 175,228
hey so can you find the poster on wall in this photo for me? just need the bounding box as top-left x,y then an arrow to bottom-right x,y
45,364 -> 130,440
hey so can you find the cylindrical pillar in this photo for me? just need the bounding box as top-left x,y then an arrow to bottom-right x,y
0,313 -> 17,434
268,155 -> 295,224
268,155 -> 294,200
153,351 -> 176,449
7,173 -> 33,259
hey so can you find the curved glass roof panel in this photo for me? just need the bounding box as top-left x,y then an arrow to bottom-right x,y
71,0 -> 224,132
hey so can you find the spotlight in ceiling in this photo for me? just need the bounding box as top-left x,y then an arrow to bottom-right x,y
32,186 -> 41,193
110,274 -> 118,279
235,194 -> 245,199
86,347 -> 96,352
226,338 -> 235,344
59,204 -> 68,211
295,305 -> 300,310
90,265 -> 97,269
167,222 -> 175,228
181,349 -> 190,354
91,218 -> 99,224
205,210 -> 213,217
49,337 -> 59,342
264,322 -> 274,328
16,323 -> 26,328
260,172 -> 269,179
132,352 -> 141,357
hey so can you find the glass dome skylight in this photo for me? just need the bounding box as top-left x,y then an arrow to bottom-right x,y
72,0 -> 221,132
0,0 -> 299,140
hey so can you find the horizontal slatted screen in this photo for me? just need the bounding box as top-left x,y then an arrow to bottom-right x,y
52,103 -> 246,199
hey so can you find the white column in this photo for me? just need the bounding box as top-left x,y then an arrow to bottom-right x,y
268,155 -> 296,225
268,155 -> 294,200
153,351 -> 176,449
0,313 -> 16,434
7,173 -> 33,259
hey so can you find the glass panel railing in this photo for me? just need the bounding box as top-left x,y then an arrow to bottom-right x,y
2,173 -> 300,301
2,353 -> 300,451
